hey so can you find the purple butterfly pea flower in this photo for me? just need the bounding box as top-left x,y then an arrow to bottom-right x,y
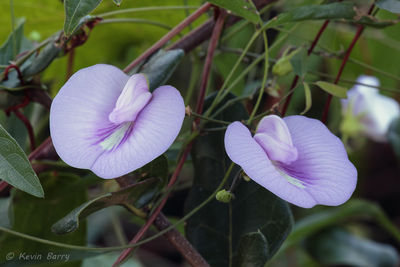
224,115 -> 357,208
50,64 -> 185,179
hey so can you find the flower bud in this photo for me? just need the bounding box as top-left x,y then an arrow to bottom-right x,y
216,189 -> 235,203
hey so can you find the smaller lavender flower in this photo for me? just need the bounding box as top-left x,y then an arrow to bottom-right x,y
341,75 -> 400,143
50,64 -> 185,179
224,115 -> 357,208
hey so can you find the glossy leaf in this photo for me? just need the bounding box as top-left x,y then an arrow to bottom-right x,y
376,0 -> 400,13
184,93 -> 293,267
0,124 -> 44,198
305,228 -> 399,267
0,173 -> 90,266
300,82 -> 312,115
64,0 -> 102,36
52,178 -> 160,234
139,49 -> 184,91
388,117 -> 400,160
207,0 -> 261,24
315,81 -> 347,98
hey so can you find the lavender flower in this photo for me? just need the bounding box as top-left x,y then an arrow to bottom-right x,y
50,64 -> 185,178
341,75 -> 400,142
224,115 -> 357,208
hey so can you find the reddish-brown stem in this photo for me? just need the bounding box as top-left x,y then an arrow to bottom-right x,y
321,4 -> 375,123
65,48 -> 75,81
3,64 -> 24,85
153,213 -> 210,267
281,20 -> 330,117
28,137 -> 56,161
113,144 -> 193,266
195,9 -> 227,123
123,3 -> 212,74
14,109 -> 36,151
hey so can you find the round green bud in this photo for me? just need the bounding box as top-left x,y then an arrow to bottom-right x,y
216,189 -> 234,203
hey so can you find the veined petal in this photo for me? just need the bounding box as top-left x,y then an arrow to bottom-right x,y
50,64 -> 129,170
282,116 -> 357,206
91,85 -> 185,178
224,121 -> 318,208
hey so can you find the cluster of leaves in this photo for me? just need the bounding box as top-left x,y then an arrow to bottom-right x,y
0,0 -> 400,266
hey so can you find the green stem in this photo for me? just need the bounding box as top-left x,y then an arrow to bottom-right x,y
99,18 -> 173,31
97,5 -> 200,18
247,29 -> 269,124
191,111 -> 231,125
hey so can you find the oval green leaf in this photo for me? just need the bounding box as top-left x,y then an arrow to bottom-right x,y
64,0 -> 103,37
0,124 -> 44,198
315,81 -> 347,98
139,49 -> 184,91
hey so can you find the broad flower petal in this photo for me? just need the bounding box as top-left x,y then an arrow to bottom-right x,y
224,115 -> 357,208
341,75 -> 400,142
50,64 -> 185,178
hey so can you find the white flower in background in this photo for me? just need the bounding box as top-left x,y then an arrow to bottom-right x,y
341,75 -> 400,143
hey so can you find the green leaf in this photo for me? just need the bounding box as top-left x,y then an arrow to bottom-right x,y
300,82 -> 312,115
290,48 -> 308,78
281,199 -> 400,251
0,18 -> 25,65
207,0 -> 261,24
376,0 -> 400,14
64,0 -> 103,37
184,93 -> 293,266
139,49 -> 184,91
52,178 -> 160,235
0,124 -> 44,198
234,232 -> 269,267
388,117 -> 400,159
315,81 -> 347,98
0,173 -> 90,266
22,37 -> 62,77
112,0 -> 122,6
305,228 -> 399,267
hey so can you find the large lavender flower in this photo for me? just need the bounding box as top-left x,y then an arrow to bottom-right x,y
50,64 -> 185,179
224,115 -> 357,208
